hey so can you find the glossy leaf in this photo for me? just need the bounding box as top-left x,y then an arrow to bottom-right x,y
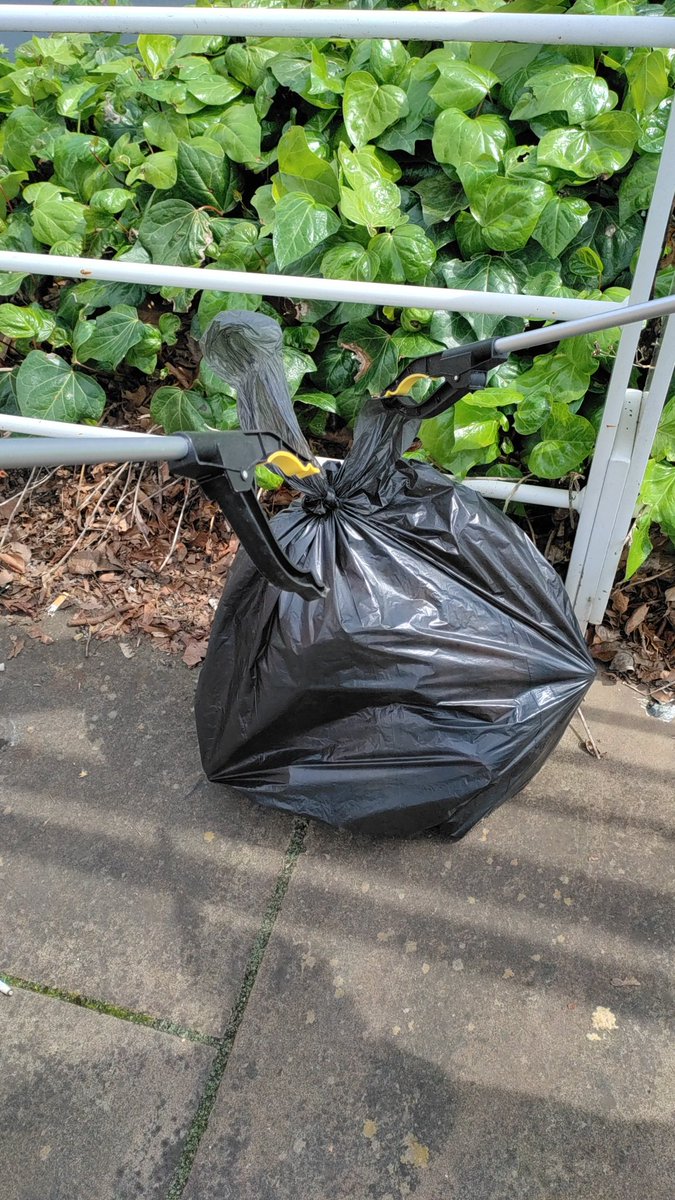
432,109 -> 512,188
528,404 -> 596,477
16,350 -> 106,423
0,303 -> 55,342
533,195 -> 591,257
342,72 -> 409,149
150,386 -> 214,434
277,127 -> 339,208
74,305 -> 148,370
138,200 -> 213,266
368,224 -> 436,284
137,35 -> 177,79
510,64 -> 615,124
538,112 -> 640,180
273,193 -> 341,270
321,243 -> 380,282
430,61 -> 498,113
467,177 -> 551,252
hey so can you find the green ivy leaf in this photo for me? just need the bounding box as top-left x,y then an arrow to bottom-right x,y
532,195 -> 591,257
282,346 -> 316,396
568,245 -> 604,287
184,75 -> 242,107
321,243 -> 380,282
138,199 -> 213,266
174,138 -> 227,208
213,103 -> 262,165
338,320 -> 399,395
651,396 -> 675,464
272,192 -> 341,271
430,61 -> 499,113
625,49 -> 670,119
137,34 -> 177,79
516,343 -> 596,405
277,126 -> 339,208
368,224 -> 436,284
624,510 -> 653,580
369,39 -> 409,85
16,350 -> 106,423
639,459 -> 675,537
126,151 -> 177,191
342,71 -> 408,149
413,175 -> 465,226
528,403 -> 596,477
432,109 -> 512,189
143,111 -> 191,152
467,177 -> 552,252
339,178 -> 402,229
440,255 -> 522,340
74,305 -> 148,370
0,303 -> 55,342
510,64 -> 615,124
150,386 -> 214,434
538,112 -> 640,180
0,108 -> 48,171
89,188 -> 135,214
294,390 -> 339,413
618,155 -> 659,223
419,402 -> 501,477
514,393 -> 551,435
30,196 -> 87,251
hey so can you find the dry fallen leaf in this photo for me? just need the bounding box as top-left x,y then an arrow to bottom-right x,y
611,588 -> 629,614
69,551 -> 102,576
625,603 -> 650,636
611,976 -> 641,988
182,638 -> 208,668
8,637 -> 25,659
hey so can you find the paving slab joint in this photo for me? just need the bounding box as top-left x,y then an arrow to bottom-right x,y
1,974 -> 220,1046
165,817 -> 309,1200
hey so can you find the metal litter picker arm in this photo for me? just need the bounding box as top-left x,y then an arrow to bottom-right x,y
380,293 -> 675,419
0,428 -> 327,601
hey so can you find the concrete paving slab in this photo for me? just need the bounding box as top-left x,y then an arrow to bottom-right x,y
184,676 -> 675,1200
0,987 -> 213,1200
0,617 -> 292,1035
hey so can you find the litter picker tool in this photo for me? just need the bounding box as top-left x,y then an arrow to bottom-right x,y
379,292 -> 675,419
1,291 -> 673,602
0,425 -> 326,601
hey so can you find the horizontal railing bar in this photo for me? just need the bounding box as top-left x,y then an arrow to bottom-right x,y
0,252 -> 618,320
460,477 -> 583,511
0,7 -> 674,48
0,414 -> 150,439
0,433 -> 187,470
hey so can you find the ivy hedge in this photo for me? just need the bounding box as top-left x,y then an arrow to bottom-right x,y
0,0 -> 673,574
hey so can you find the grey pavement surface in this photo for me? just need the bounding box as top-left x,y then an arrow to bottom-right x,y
0,616 -> 292,1036
1,988 -> 213,1200
1,615 -> 674,1199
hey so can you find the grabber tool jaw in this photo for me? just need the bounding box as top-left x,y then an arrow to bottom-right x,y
169,431 -> 328,601
379,338 -> 509,420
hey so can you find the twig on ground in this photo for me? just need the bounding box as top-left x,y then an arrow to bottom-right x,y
158,481 -> 191,573
577,707 -> 603,759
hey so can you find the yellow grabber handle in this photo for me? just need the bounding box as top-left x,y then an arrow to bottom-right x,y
265,449 -> 320,479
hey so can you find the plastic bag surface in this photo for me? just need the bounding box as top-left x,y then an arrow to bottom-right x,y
195,312 -> 595,837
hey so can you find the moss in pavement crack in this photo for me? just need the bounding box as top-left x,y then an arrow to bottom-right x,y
166,817 -> 309,1200
2,975 -> 218,1045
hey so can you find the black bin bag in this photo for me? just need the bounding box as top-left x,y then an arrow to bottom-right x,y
195,312 -> 596,838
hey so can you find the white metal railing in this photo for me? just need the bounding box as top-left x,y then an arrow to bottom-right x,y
0,7 -> 673,627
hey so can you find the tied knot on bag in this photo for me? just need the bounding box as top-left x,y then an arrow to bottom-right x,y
303,484 -> 340,516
